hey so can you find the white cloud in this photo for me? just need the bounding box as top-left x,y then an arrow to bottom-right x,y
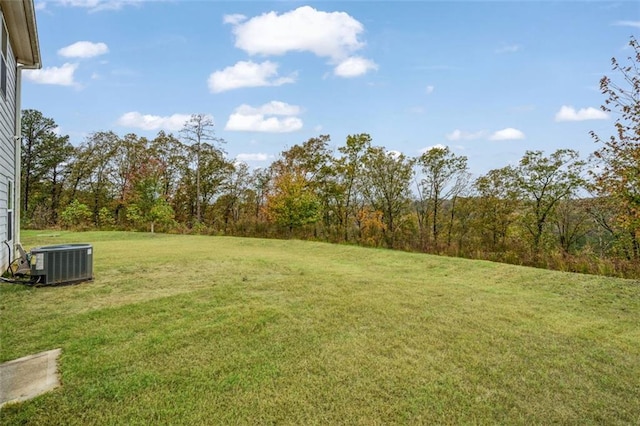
231,6 -> 364,59
236,153 -> 270,162
445,129 -> 486,141
334,56 -> 378,77
495,44 -> 522,54
225,101 -> 303,133
58,41 -> 109,58
208,60 -> 295,93
425,85 -> 435,95
56,0 -> 143,12
116,112 -> 192,131
228,6 -> 376,77
489,128 -> 525,141
57,0 -> 102,6
554,105 -> 609,122
420,144 -> 447,154
24,63 -> 78,86
223,14 -> 246,25
613,20 -> 640,28
238,101 -> 301,116
226,115 -> 303,133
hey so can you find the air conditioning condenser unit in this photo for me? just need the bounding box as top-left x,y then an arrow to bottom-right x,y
30,244 -> 93,285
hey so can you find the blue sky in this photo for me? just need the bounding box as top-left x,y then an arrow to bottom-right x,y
23,0 -> 639,177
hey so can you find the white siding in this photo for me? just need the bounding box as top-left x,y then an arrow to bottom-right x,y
0,7 -> 17,273
0,179 -> 6,271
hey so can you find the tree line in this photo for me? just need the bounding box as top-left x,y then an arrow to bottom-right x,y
20,37 -> 640,278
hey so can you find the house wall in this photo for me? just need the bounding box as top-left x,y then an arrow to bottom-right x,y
0,7 -> 17,273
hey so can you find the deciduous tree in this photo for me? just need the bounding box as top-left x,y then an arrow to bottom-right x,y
265,170 -> 320,235
37,133 -> 74,225
474,166 -> 520,251
67,131 -> 120,226
334,134 -> 371,241
515,149 -> 586,254
180,114 -> 225,224
416,146 -> 469,250
360,147 -> 414,248
590,36 -> 640,259
20,109 -> 58,215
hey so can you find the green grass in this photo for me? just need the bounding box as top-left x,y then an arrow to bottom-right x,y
1,231 -> 639,424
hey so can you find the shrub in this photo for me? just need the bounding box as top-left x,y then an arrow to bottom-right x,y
60,200 -> 92,230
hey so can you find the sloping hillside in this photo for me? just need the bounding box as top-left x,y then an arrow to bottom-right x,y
1,231 -> 638,424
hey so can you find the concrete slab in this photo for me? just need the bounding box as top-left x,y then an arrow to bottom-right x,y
0,348 -> 61,408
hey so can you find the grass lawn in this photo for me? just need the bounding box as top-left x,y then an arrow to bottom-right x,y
1,231 -> 639,424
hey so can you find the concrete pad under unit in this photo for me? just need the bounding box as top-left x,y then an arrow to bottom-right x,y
0,348 -> 62,408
